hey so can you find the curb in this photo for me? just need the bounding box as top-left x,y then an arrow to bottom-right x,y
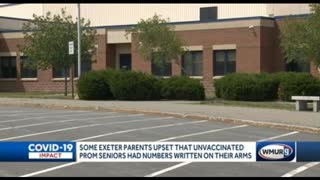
0,101 -> 319,134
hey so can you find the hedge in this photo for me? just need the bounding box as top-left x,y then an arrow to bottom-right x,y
77,70 -> 206,101
161,76 -> 205,100
77,70 -> 114,100
214,73 -> 279,101
215,72 -> 320,101
272,72 -> 320,101
109,70 -> 162,100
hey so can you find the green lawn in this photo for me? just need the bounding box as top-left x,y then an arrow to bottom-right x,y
199,98 -> 296,111
0,92 -> 73,99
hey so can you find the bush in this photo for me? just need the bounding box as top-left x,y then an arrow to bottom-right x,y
161,76 -> 205,100
272,72 -> 320,101
109,70 -> 161,100
77,70 -> 114,100
214,73 -> 278,101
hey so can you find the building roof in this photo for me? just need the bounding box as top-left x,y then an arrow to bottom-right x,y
0,14 -> 309,33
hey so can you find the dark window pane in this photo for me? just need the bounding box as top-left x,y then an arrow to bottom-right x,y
21,56 -> 37,78
200,7 -> 217,21
226,51 -> 236,74
182,53 -> 193,75
151,55 -> 172,76
53,67 -> 69,78
182,51 -> 203,76
193,52 -> 203,76
0,56 -> 17,78
214,51 -> 225,76
286,61 -> 310,72
214,50 -> 236,76
74,60 -> 92,77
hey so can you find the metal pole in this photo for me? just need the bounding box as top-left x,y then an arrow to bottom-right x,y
77,3 -> 81,77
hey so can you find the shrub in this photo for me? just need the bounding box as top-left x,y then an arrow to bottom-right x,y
161,76 -> 205,100
109,70 -> 161,100
272,72 -> 320,101
214,73 -> 278,101
77,70 -> 114,100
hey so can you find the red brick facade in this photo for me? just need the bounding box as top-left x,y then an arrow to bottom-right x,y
0,17 -> 319,97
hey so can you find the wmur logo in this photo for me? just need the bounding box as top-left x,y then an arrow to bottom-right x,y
256,142 -> 296,162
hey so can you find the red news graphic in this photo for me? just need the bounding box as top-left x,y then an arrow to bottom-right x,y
28,152 -> 73,159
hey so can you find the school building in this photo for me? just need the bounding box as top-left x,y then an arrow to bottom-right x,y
0,4 -> 317,97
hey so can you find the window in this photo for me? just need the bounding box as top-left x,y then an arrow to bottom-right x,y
286,61 -> 310,72
214,50 -> 236,76
53,67 -> 69,78
151,55 -> 172,76
200,7 -> 217,21
74,60 -> 92,77
0,56 -> 17,78
181,51 -> 203,76
20,56 -> 37,78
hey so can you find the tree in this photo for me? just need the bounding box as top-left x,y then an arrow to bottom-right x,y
280,4 -> 320,74
20,8 -> 97,96
125,14 -> 187,75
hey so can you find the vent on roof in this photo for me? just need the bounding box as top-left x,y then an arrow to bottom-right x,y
200,7 -> 217,21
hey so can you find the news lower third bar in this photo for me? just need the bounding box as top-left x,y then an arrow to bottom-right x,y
0,142 -> 319,162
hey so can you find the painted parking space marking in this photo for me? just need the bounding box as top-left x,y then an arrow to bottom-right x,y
0,116 -> 171,141
1,110 -> 88,117
0,112 -> 97,123
0,113 -> 140,131
281,162 -> 320,177
20,119 -> 208,177
257,131 -> 299,142
157,125 -> 248,142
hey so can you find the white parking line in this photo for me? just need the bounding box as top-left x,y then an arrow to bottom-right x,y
145,131 -> 300,177
0,110 -> 32,113
257,131 -> 299,142
0,112 -> 93,123
145,161 -> 193,177
1,111 -> 88,117
157,125 -> 248,142
20,119 -> 208,177
20,162 -> 80,178
281,162 -> 320,177
75,120 -> 208,141
0,113 -> 139,131
0,116 -> 171,141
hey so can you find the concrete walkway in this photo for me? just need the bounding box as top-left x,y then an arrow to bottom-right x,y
0,98 -> 319,133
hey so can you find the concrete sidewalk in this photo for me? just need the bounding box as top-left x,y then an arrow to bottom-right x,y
0,98 -> 319,133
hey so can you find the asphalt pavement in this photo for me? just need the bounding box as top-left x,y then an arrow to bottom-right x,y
0,106 -> 319,177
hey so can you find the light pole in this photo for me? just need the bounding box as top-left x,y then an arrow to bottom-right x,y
77,3 -> 81,78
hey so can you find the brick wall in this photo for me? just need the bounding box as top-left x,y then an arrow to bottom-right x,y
131,27 -> 263,98
0,33 -> 107,92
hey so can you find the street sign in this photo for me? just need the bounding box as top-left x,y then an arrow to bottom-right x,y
68,41 -> 74,55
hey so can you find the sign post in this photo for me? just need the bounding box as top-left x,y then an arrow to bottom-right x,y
69,41 -> 75,99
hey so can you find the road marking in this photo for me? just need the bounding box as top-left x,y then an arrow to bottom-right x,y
0,113 -> 140,131
1,111 -> 88,117
0,112 -> 93,123
0,116 -> 171,141
257,131 -> 299,142
145,130 -> 300,177
20,162 -> 79,177
0,110 -> 32,113
145,161 -> 192,177
281,162 -> 320,177
75,120 -> 208,141
20,119 -> 208,177
157,125 -> 248,142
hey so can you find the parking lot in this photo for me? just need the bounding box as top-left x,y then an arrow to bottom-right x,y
0,106 -> 319,177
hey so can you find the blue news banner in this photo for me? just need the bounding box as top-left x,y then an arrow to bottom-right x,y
0,141 -> 319,162
0,142 -> 76,162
